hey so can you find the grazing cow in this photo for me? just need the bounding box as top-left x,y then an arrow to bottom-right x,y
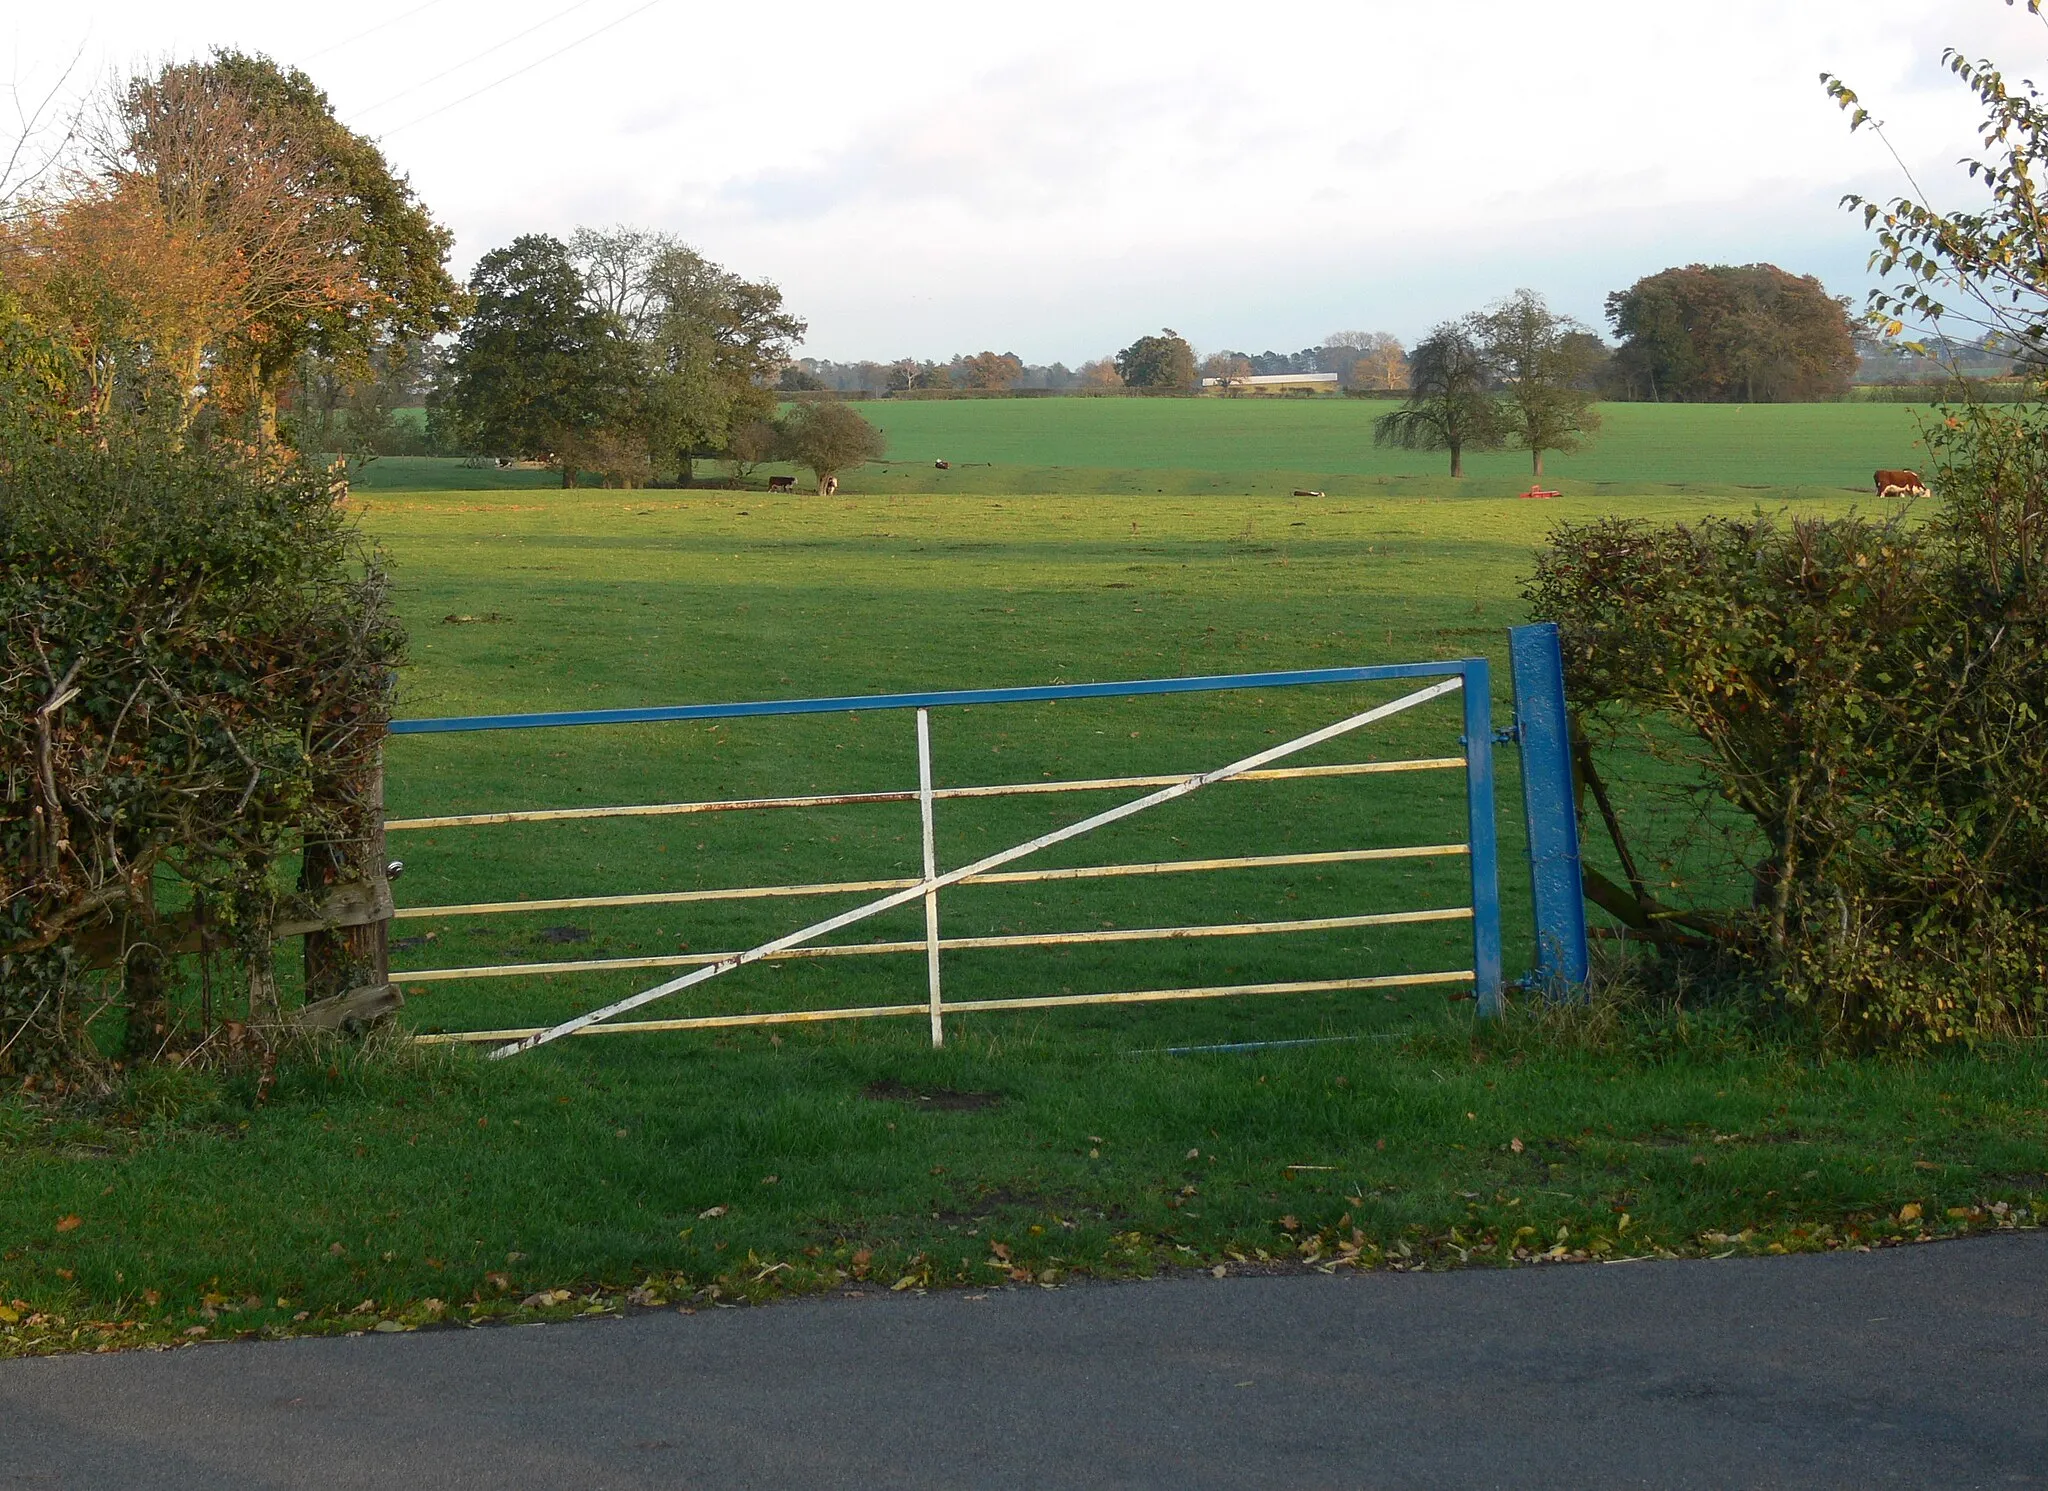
1292,488 -> 1325,498
821,475 -> 839,496
934,459 -> 950,470
1874,468 -> 1928,499
767,475 -> 796,493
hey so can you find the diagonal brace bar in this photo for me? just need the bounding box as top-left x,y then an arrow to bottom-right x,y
490,676 -> 1464,1058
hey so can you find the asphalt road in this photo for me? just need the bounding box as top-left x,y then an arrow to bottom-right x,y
3,1234 -> 2043,1490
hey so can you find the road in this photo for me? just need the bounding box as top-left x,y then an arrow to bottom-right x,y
3,1234 -> 2043,1489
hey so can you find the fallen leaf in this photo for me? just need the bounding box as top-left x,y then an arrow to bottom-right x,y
1211,1264 -> 1228,1279
372,1320 -> 406,1333
1899,1203 -> 1923,1223
0,1306 -> 17,1324
891,1275 -> 918,1291
698,1205 -> 728,1219
990,1241 -> 1011,1261
1510,1137 -> 1525,1154
1185,1148 -> 1200,1160
759,1175 -> 778,1186
1279,1215 -> 1300,1232
183,1326 -> 207,1337
54,1215 -> 81,1233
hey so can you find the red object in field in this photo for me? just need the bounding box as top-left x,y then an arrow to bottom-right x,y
1519,485 -> 1561,500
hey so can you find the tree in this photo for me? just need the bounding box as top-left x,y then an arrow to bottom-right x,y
725,416 -> 780,482
1472,289 -> 1604,478
779,402 -> 886,494
1371,322 -> 1503,476
1324,330 -> 1408,389
1201,351 -> 1252,389
112,51 -> 460,442
1115,328 -> 1196,389
1826,41 -> 2048,366
572,230 -> 805,483
1076,357 -> 1123,388
958,350 -> 1024,390
434,234 -> 640,486
2,179 -> 234,430
1605,265 -> 1856,401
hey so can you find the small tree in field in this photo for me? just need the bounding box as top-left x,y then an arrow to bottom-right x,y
1471,288 -> 1603,479
779,402 -> 885,493
1372,322 -> 1502,476
725,417 -> 780,483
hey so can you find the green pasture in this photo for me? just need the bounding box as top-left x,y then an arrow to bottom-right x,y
4,465 -> 2041,1359
357,398 -> 1938,500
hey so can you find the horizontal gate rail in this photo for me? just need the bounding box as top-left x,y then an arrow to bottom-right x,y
395,905 -> 1476,983
415,970 -> 1478,1045
383,757 -> 1465,832
387,664 -> 1475,736
393,842 -> 1471,921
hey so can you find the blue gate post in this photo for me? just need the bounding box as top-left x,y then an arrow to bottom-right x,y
1508,623 -> 1590,994
1461,658 -> 1504,1016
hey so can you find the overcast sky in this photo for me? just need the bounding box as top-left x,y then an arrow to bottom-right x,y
4,1 -> 2040,362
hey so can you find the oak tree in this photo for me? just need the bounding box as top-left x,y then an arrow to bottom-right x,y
1371,322 -> 1502,477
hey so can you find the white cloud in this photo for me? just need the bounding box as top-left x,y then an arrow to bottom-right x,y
6,0 -> 2042,358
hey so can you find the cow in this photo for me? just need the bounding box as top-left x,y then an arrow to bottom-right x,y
934,459 -> 950,470
767,475 -> 796,493
821,475 -> 839,496
1874,468 -> 1928,499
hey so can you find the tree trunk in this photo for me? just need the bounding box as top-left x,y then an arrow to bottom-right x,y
256,380 -> 280,448
1449,442 -> 1464,479
561,464 -> 577,488
678,451 -> 694,487
1533,448 -> 1544,479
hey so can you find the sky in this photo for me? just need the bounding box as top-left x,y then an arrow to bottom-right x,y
4,0 -> 2042,363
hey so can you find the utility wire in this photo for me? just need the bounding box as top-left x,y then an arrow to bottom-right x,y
299,0 -> 456,65
348,0 -> 605,121
377,0 -> 665,138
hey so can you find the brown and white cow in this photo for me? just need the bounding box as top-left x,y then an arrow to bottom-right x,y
767,475 -> 796,493
820,475 -> 839,496
1874,468 -> 1928,499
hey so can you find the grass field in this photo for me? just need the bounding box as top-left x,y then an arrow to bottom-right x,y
354,398 -> 1938,500
3,402 -> 2042,1358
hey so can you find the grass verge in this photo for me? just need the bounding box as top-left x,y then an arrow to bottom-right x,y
3,1012 -> 2043,1356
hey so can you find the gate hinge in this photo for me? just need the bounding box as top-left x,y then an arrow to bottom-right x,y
1492,724 -> 1522,746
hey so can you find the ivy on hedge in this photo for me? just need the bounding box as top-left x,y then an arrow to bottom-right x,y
1,425 -> 403,1075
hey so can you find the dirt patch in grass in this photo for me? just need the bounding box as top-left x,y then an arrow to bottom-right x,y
862,1078 -> 1002,1112
1984,1172 -> 2048,1192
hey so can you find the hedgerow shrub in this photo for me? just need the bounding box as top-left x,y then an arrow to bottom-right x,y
0,425 -> 403,1079
1527,401 -> 2048,1048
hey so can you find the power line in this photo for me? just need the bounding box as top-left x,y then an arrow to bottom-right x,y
298,0 -> 456,65
348,0 -> 606,121
377,0 -> 665,138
